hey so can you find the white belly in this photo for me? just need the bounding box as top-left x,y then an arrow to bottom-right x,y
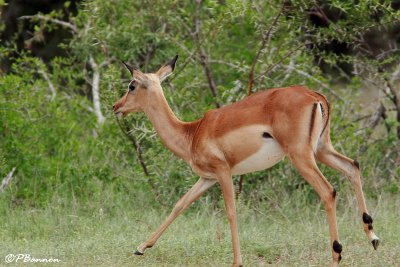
231,138 -> 285,175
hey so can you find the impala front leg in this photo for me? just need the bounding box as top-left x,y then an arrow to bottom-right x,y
135,177 -> 216,255
218,170 -> 243,267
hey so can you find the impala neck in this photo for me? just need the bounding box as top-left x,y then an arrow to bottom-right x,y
143,90 -> 193,162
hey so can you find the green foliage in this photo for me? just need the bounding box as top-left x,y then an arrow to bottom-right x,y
0,0 -> 399,209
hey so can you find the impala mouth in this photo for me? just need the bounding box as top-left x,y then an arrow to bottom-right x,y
114,111 -> 124,118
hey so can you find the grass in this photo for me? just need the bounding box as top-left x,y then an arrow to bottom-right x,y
1,195 -> 399,267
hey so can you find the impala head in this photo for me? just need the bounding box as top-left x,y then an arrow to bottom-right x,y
113,55 -> 178,116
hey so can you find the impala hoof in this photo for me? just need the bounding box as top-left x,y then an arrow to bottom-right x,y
134,250 -> 144,255
371,238 -> 380,250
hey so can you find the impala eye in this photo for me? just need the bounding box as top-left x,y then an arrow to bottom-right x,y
128,82 -> 135,91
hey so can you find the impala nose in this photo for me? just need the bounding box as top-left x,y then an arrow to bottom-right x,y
113,103 -> 120,113
113,99 -> 125,114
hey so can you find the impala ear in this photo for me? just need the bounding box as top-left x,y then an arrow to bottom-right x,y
122,61 -> 136,76
156,55 -> 178,82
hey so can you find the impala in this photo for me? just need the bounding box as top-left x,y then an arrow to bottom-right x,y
113,56 -> 379,267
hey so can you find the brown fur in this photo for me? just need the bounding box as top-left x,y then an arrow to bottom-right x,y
181,86 -> 328,171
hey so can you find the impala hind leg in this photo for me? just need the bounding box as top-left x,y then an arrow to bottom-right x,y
316,142 -> 380,249
290,152 -> 342,266
135,178 -> 216,255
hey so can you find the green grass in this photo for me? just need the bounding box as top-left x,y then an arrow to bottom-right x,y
1,195 -> 399,267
